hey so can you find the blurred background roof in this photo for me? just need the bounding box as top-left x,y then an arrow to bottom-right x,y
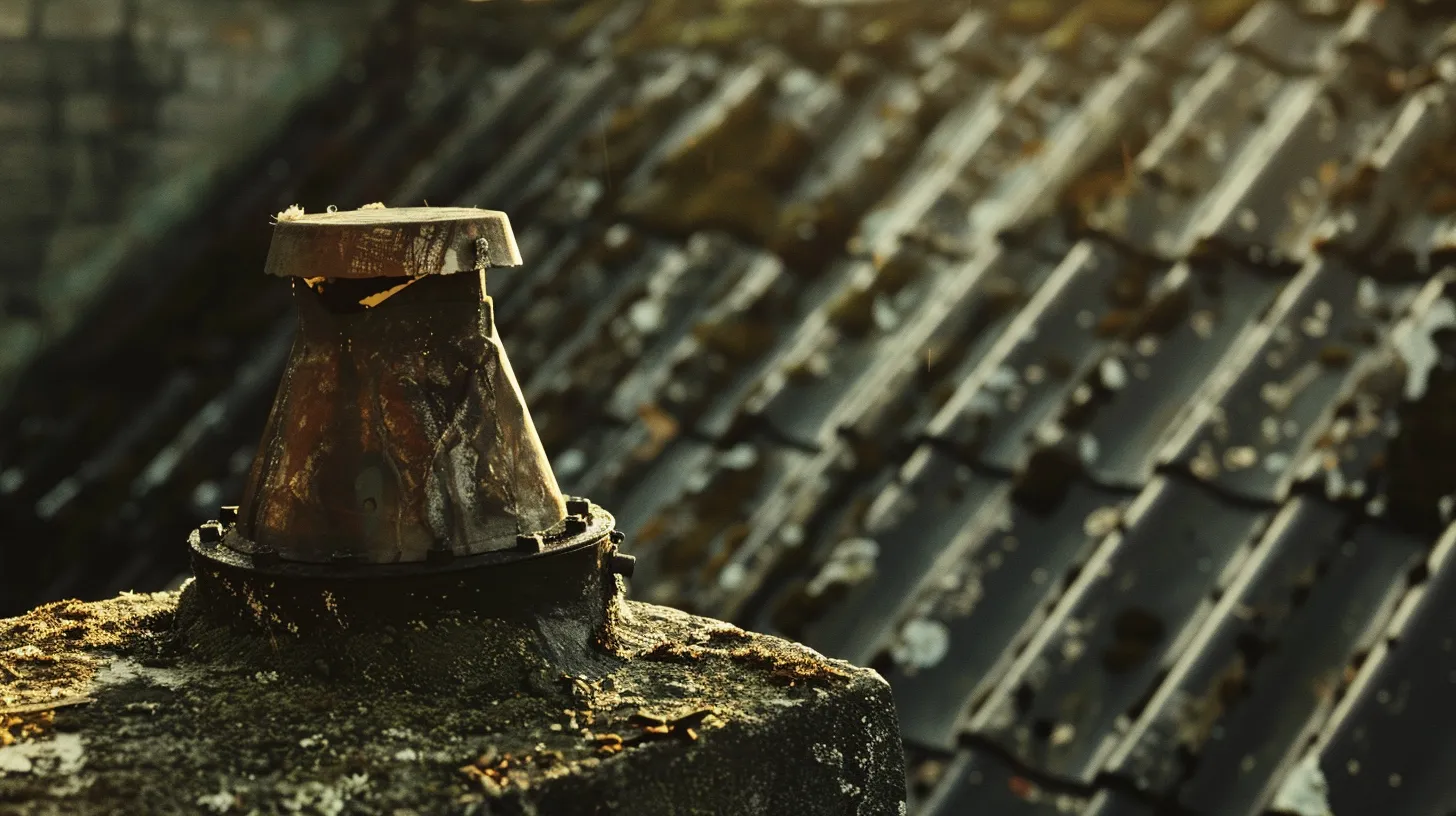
5,0 -> 1456,813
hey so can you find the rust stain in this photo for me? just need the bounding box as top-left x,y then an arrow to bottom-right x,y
240,269 -> 565,563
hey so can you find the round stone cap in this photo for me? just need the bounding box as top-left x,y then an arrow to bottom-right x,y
264,206 -> 523,279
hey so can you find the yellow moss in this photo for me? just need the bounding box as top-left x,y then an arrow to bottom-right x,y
0,591 -> 175,715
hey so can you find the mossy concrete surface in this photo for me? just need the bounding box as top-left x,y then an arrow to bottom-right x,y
0,587 -> 906,815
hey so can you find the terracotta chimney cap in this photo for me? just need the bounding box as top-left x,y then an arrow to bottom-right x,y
264,206 -> 523,279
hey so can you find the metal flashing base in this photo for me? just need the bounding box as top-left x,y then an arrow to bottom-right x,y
187,498 -> 625,634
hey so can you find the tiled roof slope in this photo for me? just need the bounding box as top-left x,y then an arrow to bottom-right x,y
7,0 -> 1456,813
483,5 -> 1456,810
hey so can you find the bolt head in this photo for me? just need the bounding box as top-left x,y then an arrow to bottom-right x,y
563,516 -> 588,536
610,552 -> 637,578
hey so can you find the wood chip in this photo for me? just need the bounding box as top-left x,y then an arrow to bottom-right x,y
0,696 -> 94,716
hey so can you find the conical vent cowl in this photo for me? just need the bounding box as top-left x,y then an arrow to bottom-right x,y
234,206 -> 567,564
